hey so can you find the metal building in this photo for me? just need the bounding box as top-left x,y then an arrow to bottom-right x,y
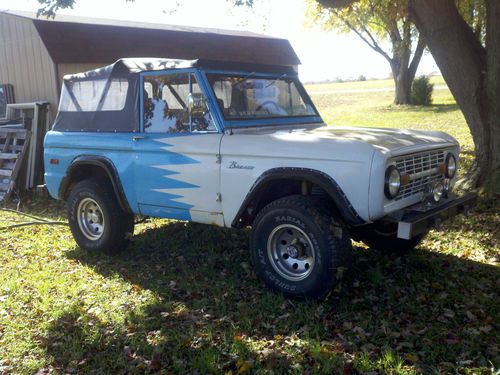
0,10 -> 300,118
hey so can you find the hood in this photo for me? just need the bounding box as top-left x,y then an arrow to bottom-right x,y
315,126 -> 457,154
225,124 -> 459,164
249,125 -> 458,156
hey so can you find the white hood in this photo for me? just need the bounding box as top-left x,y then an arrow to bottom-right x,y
227,125 -> 459,166
232,125 -> 458,157
312,126 -> 458,154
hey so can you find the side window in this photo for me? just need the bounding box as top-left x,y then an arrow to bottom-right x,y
143,73 -> 216,133
100,79 -> 129,111
59,79 -> 128,112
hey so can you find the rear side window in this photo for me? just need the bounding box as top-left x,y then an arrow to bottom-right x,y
59,78 -> 129,112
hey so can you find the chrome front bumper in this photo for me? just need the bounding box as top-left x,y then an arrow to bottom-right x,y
394,193 -> 477,239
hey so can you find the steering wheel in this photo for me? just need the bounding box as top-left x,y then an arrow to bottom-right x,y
255,101 -> 282,113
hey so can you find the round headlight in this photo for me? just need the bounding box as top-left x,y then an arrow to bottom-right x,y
445,153 -> 457,178
433,182 -> 444,202
384,165 -> 401,199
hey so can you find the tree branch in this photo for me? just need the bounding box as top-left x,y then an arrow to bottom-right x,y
341,18 -> 393,63
408,33 -> 426,81
387,19 -> 402,43
402,19 -> 411,43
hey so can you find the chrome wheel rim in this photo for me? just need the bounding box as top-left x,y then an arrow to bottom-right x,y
267,224 -> 315,281
77,198 -> 105,240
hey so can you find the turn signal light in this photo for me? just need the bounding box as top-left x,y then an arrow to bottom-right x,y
401,173 -> 411,186
438,163 -> 447,175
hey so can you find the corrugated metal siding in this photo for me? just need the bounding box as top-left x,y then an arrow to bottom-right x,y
57,63 -> 108,84
0,13 -> 59,115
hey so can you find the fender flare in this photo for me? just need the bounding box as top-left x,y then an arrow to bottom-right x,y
231,167 -> 365,228
59,155 -> 132,213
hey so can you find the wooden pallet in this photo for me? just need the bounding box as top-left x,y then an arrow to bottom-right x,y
0,128 -> 31,202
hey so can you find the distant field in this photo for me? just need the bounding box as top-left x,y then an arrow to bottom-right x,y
305,76 -> 447,92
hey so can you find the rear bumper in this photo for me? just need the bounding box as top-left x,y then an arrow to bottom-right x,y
395,193 -> 477,239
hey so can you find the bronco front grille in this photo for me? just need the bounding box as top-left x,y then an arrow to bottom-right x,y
393,149 -> 446,201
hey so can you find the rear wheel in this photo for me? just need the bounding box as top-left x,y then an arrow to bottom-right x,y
250,195 -> 352,300
67,178 -> 134,255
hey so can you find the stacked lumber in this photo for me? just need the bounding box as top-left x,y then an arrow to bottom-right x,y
0,128 -> 30,202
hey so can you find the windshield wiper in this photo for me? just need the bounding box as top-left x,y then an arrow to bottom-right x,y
265,73 -> 288,88
232,72 -> 256,87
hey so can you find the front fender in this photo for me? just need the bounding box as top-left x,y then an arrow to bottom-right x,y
231,167 -> 366,228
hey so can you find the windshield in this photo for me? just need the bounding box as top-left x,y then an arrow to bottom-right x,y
207,73 -> 318,121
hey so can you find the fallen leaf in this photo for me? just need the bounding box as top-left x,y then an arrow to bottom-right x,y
466,311 -> 477,321
444,334 -> 460,344
343,321 -> 353,330
123,346 -> 134,360
149,355 -> 161,371
336,266 -> 347,279
132,284 -> 141,293
479,325 -> 492,333
443,309 -> 455,318
406,353 -> 419,364
236,359 -> 253,374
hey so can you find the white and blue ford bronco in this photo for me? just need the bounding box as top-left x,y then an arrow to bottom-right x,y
44,58 -> 476,299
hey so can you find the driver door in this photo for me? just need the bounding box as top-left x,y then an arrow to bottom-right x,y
133,70 -> 224,225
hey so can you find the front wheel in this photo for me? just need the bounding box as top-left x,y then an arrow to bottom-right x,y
250,195 -> 352,300
67,178 -> 134,255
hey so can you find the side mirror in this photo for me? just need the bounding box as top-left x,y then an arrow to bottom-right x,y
187,93 -> 207,118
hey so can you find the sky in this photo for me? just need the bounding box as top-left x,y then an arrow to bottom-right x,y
0,0 -> 440,82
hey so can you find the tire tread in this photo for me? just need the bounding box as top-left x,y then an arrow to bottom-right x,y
67,178 -> 134,254
250,195 -> 352,299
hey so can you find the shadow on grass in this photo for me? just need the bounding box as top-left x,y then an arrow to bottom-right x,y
40,220 -> 500,373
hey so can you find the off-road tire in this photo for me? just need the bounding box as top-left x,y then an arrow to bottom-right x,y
359,224 -> 427,253
250,195 -> 352,300
67,178 -> 134,255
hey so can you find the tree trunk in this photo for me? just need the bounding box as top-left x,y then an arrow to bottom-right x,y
391,33 -> 425,105
484,0 -> 500,193
410,0 -> 499,193
392,63 -> 412,105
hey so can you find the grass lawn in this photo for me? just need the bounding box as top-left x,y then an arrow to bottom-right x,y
0,80 -> 498,374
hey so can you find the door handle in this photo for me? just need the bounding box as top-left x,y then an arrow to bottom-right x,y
133,135 -> 146,141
